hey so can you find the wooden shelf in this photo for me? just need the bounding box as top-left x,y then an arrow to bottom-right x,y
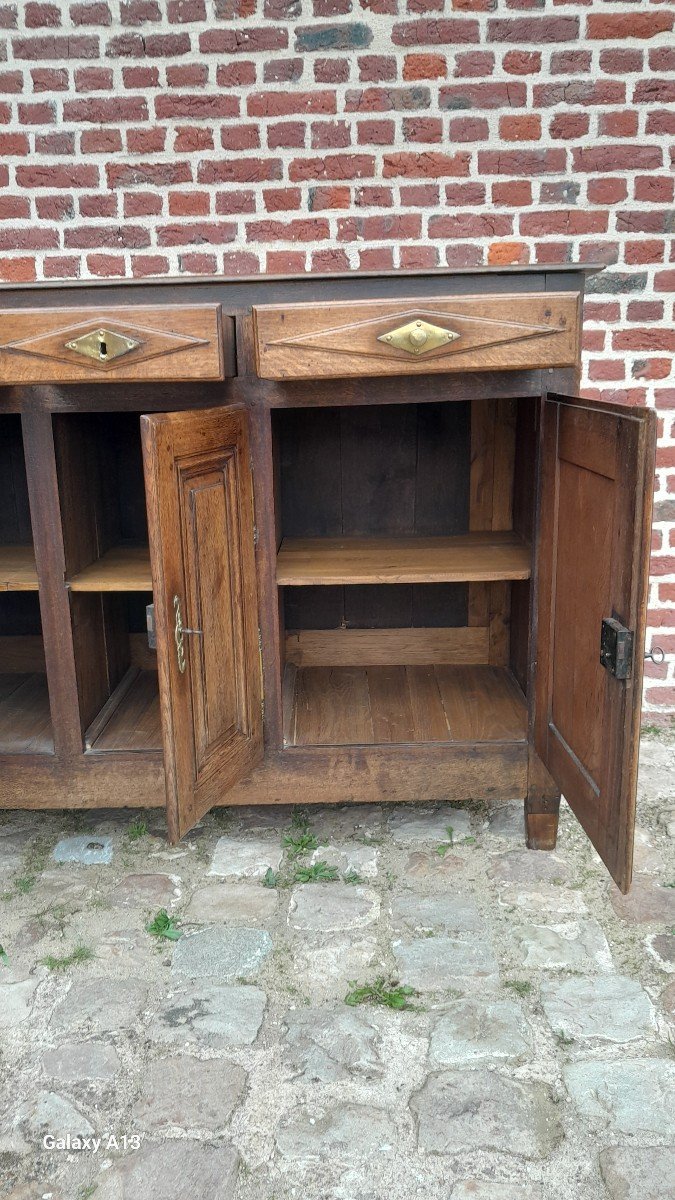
0,545 -> 38,591
276,532 -> 531,586
0,673 -> 53,754
68,545 -> 152,592
85,667 -> 161,752
284,663 -> 527,747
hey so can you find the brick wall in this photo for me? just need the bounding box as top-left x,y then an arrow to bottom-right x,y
0,0 -> 674,721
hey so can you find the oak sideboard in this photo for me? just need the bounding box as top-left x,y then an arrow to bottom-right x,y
0,266 -> 655,893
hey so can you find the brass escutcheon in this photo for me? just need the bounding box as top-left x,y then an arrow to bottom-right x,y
377,317 -> 460,356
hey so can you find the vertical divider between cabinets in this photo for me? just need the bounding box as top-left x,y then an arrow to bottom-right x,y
21,406 -> 84,759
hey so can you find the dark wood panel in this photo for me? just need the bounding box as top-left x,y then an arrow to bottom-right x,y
0,673 -> 53,753
0,415 -> 32,543
87,668 -> 161,752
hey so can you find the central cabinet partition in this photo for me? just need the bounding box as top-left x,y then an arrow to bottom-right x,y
0,267 -> 656,895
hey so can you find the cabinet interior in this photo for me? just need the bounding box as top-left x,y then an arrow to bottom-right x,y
273,398 -> 537,748
0,416 -> 53,753
53,412 -> 160,753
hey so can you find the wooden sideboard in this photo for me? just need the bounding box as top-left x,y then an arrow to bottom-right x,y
0,266 -> 655,893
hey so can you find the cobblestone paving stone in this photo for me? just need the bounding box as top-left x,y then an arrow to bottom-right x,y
0,735 -> 674,1198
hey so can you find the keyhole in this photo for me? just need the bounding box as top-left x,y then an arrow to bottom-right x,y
97,330 -> 108,360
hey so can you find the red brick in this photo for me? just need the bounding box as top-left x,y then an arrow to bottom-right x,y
444,183 -> 485,206
453,51 -> 495,78
0,226 -> 59,250
79,192 -> 118,216
587,178 -> 627,205
357,119 -> 396,145
0,196 -> 30,219
248,91 -> 335,117
79,129 -> 121,153
430,213 -> 513,239
520,210 -> 608,237
174,126 -> 214,152
616,211 -> 673,235
155,94 -> 239,120
448,116 -> 489,141
266,251 -> 307,273
634,79 -> 675,105
25,3 -> 61,26
400,245 -> 439,269
16,164 -> 99,188
35,131 -> 74,153
649,47 -> 675,72
308,185 -> 351,210
43,256 -> 80,278
345,86 -> 431,112
488,16 -> 579,42
179,252 -> 218,273
0,258 -> 37,282
338,214 -> 422,241
221,125 -> 260,152
403,53 -> 446,80
215,0 -> 255,16
599,48 -> 643,75
445,243 -> 484,268
122,66 -> 159,88
584,302 -> 620,323
131,254 -> 170,277
142,32 -> 191,55
502,50 -> 541,75
478,149 -> 567,176
488,241 -> 529,266
158,221 -> 237,246
216,63 -> 256,87
65,222 -> 151,249
168,191 -> 210,216
63,96 -> 148,122
392,18 -> 480,45
31,68 -> 69,93
289,154 -> 375,181
550,49 -> 591,75
0,71 -> 24,93
311,120 -> 352,149
358,55 -> 397,83
14,35 -> 99,58
199,28 -> 288,55
70,2 -> 112,24
267,122 -> 306,150
492,180 -> 532,207
633,359 -> 672,381
221,251 -> 260,275
499,114 -> 541,141
127,127 -> 166,153
627,301 -> 664,322
214,191 -> 256,215
358,247 -> 395,270
625,241 -> 666,266
588,359 -> 625,382
198,159 -> 284,184
614,329 -> 675,353
19,101 -> 56,124
86,254 -> 126,277
74,66 -> 113,91
599,111 -> 638,139
121,0 -> 161,21
168,0 -> 205,18
573,145 -> 663,173
383,151 -> 470,178
535,81 -> 625,107
0,132 -> 29,155
264,58 -> 303,84
440,82 -> 527,109
166,65 -> 208,87
402,117 -> 443,143
634,176 -> 674,204
588,12 -> 673,40
263,187 -> 302,213
314,58 -> 349,83
107,161 -> 192,186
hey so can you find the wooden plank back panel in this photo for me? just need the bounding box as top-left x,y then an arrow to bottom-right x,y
284,626 -> 489,667
0,304 -> 230,384
254,292 -> 580,380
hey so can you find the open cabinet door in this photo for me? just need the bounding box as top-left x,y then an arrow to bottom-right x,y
141,405 -> 263,841
534,392 -> 656,892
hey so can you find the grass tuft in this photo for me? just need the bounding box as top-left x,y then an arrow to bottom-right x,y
42,944 -> 94,971
146,909 -> 182,941
345,976 -> 420,1011
293,861 -> 339,883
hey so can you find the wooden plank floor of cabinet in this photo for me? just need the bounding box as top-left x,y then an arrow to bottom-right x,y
86,668 -> 162,751
0,673 -> 53,753
0,545 -> 38,591
285,663 -> 527,747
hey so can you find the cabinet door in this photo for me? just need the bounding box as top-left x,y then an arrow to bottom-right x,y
141,405 -> 263,841
534,392 -> 656,892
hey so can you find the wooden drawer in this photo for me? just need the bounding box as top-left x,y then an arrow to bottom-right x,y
0,304 -> 232,384
254,291 -> 580,381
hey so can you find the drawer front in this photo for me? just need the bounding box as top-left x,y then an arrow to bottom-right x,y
0,304 -> 232,384
254,291 -> 580,381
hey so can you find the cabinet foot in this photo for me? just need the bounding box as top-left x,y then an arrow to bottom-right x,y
524,794 -> 561,851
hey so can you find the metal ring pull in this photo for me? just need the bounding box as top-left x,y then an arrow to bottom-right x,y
645,646 -> 666,666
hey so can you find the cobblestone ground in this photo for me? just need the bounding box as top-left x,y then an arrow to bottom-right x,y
1,735 -> 674,1200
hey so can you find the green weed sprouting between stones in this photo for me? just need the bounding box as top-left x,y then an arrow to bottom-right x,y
293,861 -> 339,883
146,909 -> 182,941
41,945 -> 94,972
503,979 -> 532,996
436,825 -> 455,856
345,977 -> 420,1011
343,870 -> 364,884
262,868 -> 280,888
0,944 -> 8,966
126,818 -> 148,842
555,1030 -> 575,1047
282,830 -> 319,860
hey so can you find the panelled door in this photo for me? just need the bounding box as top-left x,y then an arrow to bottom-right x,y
141,405 -> 263,841
534,392 -> 656,893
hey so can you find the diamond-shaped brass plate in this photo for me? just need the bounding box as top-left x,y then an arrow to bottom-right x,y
64,327 -> 141,363
377,318 -> 460,356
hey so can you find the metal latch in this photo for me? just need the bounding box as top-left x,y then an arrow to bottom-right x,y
146,603 -> 156,651
600,617 -> 634,680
